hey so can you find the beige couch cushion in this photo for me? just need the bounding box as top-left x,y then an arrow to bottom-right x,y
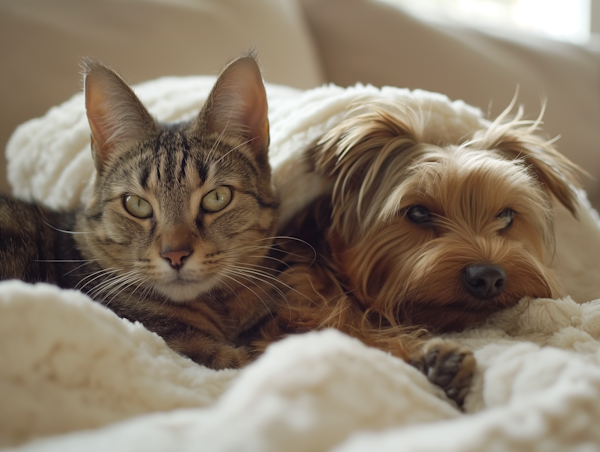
0,0 -> 325,194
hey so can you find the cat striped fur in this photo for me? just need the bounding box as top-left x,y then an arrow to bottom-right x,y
0,52 -> 285,369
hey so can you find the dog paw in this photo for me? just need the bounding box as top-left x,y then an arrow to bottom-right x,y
410,338 -> 475,408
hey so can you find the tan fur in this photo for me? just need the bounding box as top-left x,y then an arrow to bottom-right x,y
252,102 -> 580,405
253,195 -> 425,362
266,102 -> 581,340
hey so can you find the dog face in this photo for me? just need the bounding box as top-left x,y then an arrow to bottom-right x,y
312,104 -> 581,332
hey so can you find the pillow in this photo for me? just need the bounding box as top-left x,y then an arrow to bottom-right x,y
0,0 -> 325,194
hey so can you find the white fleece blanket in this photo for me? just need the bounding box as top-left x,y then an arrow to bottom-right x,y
3,77 -> 600,451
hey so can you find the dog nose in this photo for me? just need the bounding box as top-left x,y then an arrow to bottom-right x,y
463,264 -> 506,299
162,248 -> 191,270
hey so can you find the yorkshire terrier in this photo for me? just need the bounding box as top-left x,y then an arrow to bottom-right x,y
255,101 -> 581,406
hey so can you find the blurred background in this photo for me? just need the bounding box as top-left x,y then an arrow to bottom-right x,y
1,0 -> 599,205
385,0 -> 593,44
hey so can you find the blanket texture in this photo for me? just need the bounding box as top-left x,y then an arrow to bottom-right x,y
3,76 -> 600,451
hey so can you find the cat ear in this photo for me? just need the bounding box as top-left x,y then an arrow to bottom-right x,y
82,58 -> 156,174
199,52 -> 269,158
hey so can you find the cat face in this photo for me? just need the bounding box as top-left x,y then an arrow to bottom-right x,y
79,55 -> 278,303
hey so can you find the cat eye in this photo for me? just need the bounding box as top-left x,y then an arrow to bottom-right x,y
497,208 -> 515,230
405,205 -> 434,226
201,186 -> 232,213
124,195 -> 153,219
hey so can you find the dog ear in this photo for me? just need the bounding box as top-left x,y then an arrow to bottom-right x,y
310,105 -> 421,203
473,123 -> 583,217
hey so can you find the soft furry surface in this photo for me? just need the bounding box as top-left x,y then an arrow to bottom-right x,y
3,76 -> 600,451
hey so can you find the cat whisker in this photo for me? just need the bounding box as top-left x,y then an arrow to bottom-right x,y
220,235 -> 317,263
215,235 -> 283,253
81,268 -> 143,303
108,277 -> 148,307
102,274 -> 147,307
215,137 -> 257,164
75,267 -> 122,292
208,273 -> 239,298
220,254 -> 292,272
30,258 -> 98,279
217,243 -> 287,260
270,235 -> 318,263
221,248 -> 313,269
100,258 -> 151,264
220,271 -> 275,318
117,275 -> 151,306
228,268 -> 289,307
200,275 -> 220,297
227,264 -> 297,304
270,235 -> 318,245
42,221 -> 91,235
206,274 -> 237,302
230,261 -> 285,274
229,265 -> 313,305
99,271 -> 143,299
250,254 -> 293,271
61,260 -> 99,278
268,235 -> 319,253
222,267 -> 294,321
138,282 -> 158,305
128,277 -> 152,303
206,113 -> 230,162
218,245 -> 276,258
227,265 -> 283,289
88,270 -> 139,301
34,259 -> 94,263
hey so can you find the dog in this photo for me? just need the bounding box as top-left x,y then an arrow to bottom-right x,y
253,100 -> 581,406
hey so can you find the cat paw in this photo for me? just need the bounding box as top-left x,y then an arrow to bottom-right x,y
410,338 -> 475,408
171,338 -> 252,370
204,345 -> 253,370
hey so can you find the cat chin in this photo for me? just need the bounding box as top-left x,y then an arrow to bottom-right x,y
154,280 -> 218,303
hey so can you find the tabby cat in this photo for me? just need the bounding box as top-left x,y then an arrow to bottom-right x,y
0,53 -> 281,369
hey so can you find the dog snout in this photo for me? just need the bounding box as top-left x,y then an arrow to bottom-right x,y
463,264 -> 506,299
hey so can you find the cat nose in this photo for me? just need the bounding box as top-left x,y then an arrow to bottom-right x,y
463,264 -> 506,299
161,248 -> 192,270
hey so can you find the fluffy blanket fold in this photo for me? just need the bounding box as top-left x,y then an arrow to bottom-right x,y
2,76 -> 600,451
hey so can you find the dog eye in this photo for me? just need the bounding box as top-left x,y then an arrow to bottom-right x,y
406,205 -> 434,225
497,208 -> 514,229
